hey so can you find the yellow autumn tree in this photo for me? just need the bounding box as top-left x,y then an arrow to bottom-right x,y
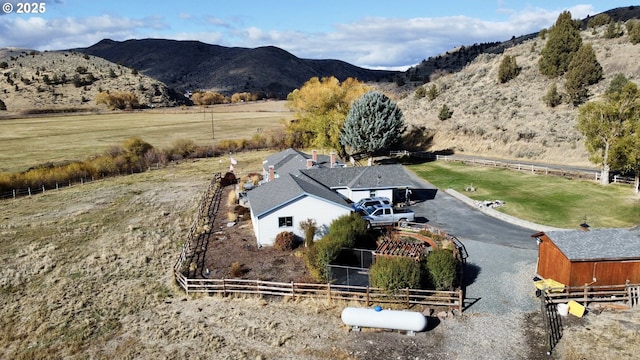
285,76 -> 370,154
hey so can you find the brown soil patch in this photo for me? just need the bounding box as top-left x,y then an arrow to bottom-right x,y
198,185 -> 313,283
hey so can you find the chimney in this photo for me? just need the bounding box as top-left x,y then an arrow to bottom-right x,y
312,149 -> 318,162
330,152 -> 336,168
268,165 -> 275,182
306,158 -> 313,169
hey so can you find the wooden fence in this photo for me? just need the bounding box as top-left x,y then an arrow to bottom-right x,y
540,283 -> 640,308
173,275 -> 463,312
173,173 -> 222,277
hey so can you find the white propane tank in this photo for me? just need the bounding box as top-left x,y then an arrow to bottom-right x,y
341,306 -> 427,335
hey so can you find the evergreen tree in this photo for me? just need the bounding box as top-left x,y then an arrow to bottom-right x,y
628,20 -> 640,44
606,73 -> 630,97
339,91 -> 406,159
539,11 -> 582,78
498,55 -> 520,83
564,43 -> 603,106
438,104 -> 453,120
604,22 -> 624,39
543,83 -> 563,107
426,84 -> 439,101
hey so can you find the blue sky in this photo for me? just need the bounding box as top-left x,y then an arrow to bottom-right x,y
0,1 -> 636,69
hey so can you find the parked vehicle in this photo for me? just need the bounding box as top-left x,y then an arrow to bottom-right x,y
352,197 -> 392,211
359,204 -> 415,228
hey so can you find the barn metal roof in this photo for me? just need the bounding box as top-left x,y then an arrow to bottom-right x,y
543,229 -> 640,261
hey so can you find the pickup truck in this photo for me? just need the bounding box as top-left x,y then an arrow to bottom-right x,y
358,204 -> 415,228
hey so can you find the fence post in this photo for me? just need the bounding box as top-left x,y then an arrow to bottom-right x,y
42,185 -> 45,194
583,283 -> 589,308
405,288 -> 410,309
13,189 -> 16,199
366,286 -> 370,306
458,290 -> 464,314
56,182 -> 59,191
327,283 -> 332,302
28,187 -> 31,196
614,175 -> 618,184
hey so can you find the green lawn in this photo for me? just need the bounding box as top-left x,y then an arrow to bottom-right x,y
0,105 -> 291,173
407,161 -> 640,229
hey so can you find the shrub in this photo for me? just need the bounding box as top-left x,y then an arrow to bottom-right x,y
628,20 -> 640,44
587,13 -> 611,29
230,262 -> 243,277
220,172 -> 236,187
170,138 -> 196,158
426,249 -> 457,290
227,190 -> 238,206
274,231 -> 296,251
304,234 -> 343,282
369,256 -> 422,292
438,104 -> 453,120
498,55 -> 520,83
414,86 -> 427,99
192,91 -> 227,105
299,218 -> 317,247
426,84 -> 439,101
227,210 -> 237,223
95,91 -> 140,110
604,22 -> 624,39
543,83 -> 563,107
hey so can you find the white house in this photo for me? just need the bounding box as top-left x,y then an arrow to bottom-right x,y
246,149 -> 418,247
300,164 -> 414,203
247,172 -> 353,247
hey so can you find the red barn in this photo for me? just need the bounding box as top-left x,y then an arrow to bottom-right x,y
533,229 -> 640,288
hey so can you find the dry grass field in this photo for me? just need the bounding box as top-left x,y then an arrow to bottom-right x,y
0,101 -> 292,173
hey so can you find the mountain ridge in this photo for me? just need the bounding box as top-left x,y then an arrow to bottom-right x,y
75,39 -> 399,98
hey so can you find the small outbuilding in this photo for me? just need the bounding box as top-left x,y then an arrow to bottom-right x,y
533,229 -> 640,288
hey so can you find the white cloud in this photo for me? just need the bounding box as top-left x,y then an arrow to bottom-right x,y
0,4 -> 602,69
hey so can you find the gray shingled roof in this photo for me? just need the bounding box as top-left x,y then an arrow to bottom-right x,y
301,164 -> 413,190
544,229 -> 640,261
247,173 -> 352,218
262,148 -> 335,177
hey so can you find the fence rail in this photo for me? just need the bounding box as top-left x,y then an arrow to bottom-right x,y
173,275 -> 463,311
540,283 -> 640,308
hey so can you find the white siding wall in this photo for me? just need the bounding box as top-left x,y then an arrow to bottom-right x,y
256,196 -> 352,247
350,189 -> 394,203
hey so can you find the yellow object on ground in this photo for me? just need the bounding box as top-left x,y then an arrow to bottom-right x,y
534,278 -> 565,293
567,300 -> 585,317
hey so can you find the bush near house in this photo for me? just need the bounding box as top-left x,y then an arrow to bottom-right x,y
274,231 -> 296,251
304,213 -> 369,282
369,256 -> 422,292
426,249 -> 458,291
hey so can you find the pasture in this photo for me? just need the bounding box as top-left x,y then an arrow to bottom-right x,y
0,101 -> 292,173
408,161 -> 640,229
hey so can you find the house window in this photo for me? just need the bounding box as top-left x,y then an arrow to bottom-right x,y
278,216 -> 293,228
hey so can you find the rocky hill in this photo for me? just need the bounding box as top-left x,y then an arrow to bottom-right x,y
0,49 -> 188,113
75,39 -> 399,98
395,8 -> 640,166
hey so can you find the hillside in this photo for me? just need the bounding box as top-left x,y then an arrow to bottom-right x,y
75,39 -> 399,98
0,49 -> 188,113
396,18 -> 640,166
